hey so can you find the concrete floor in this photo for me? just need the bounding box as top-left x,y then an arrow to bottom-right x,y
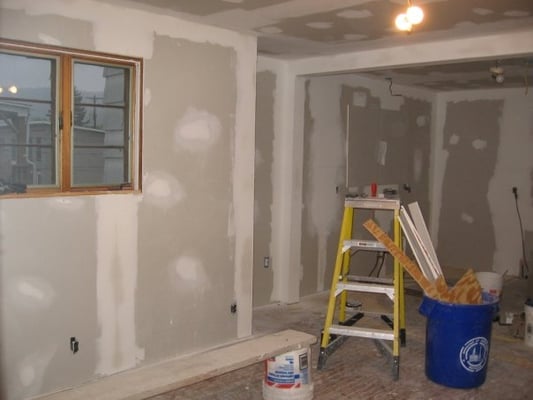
150,275 -> 533,399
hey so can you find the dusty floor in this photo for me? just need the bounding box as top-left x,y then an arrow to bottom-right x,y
150,276 -> 533,399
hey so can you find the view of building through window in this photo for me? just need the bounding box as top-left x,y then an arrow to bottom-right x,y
0,42 -> 140,194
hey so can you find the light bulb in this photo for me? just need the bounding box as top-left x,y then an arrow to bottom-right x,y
406,5 -> 424,25
8,85 -> 18,94
495,74 -> 504,84
0,87 -> 3,94
395,13 -> 412,31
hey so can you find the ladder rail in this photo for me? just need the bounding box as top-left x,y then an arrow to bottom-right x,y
318,196 -> 406,380
320,206 -> 354,349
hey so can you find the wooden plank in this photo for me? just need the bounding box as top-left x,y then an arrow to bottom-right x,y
36,330 -> 316,400
363,219 -> 443,300
407,202 -> 443,276
449,268 -> 482,304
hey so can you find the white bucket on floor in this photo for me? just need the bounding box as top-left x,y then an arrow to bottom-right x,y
263,347 -> 313,400
525,301 -> 533,348
475,271 -> 503,300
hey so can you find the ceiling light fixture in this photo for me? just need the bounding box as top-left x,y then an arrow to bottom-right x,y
489,64 -> 505,84
395,0 -> 424,32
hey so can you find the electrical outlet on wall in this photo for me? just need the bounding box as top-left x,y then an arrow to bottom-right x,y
70,337 -> 79,354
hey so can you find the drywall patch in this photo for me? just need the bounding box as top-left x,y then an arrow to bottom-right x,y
259,26 -> 283,34
174,107 -> 222,152
306,22 -> 333,29
337,9 -> 373,19
352,91 -> 367,107
171,255 -> 211,292
416,115 -> 428,127
144,88 -> 152,107
143,171 -> 185,209
472,8 -> 494,16
343,33 -> 367,41
413,148 -> 423,182
47,197 -> 85,211
12,277 -> 55,309
449,133 -> 460,145
472,138 -> 487,150
95,195 -> 144,376
377,140 -> 387,166
17,346 -> 56,395
38,33 -> 61,45
461,212 -> 475,224
454,21 -> 477,28
504,10 -> 530,17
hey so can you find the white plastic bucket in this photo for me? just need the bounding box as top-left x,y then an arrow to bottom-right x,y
525,301 -> 533,348
263,348 -> 313,400
475,272 -> 503,300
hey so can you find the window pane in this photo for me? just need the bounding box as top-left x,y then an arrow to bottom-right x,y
0,52 -> 58,187
72,61 -> 130,186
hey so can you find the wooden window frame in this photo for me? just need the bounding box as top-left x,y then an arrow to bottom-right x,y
0,38 -> 143,197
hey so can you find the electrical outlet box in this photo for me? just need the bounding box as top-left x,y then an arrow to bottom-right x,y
70,337 -> 79,354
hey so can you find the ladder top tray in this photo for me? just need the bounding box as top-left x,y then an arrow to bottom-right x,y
344,196 -> 400,210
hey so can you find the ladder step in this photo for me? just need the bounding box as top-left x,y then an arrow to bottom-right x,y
342,239 -> 386,253
344,197 -> 400,211
335,282 -> 395,297
329,325 -> 394,341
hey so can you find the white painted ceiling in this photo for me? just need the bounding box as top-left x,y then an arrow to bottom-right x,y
106,0 -> 533,90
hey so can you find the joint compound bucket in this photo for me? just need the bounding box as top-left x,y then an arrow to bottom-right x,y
475,272 -> 503,300
419,295 -> 498,389
263,348 -> 313,400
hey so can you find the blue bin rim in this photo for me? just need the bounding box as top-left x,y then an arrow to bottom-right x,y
419,294 -> 499,318
421,293 -> 498,307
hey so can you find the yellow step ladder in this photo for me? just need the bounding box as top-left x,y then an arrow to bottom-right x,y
317,195 -> 406,379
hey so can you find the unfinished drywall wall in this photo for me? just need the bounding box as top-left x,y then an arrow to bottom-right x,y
137,35 -> 238,360
299,74 -> 433,296
432,89 -> 533,275
0,1 -> 256,399
253,70 -> 276,307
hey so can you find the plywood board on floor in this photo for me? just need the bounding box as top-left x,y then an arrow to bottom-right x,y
36,330 -> 316,400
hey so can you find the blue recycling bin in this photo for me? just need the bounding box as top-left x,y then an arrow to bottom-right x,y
419,295 -> 498,388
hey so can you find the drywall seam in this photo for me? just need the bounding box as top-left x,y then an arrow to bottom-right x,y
95,195 -> 144,376
257,56 -> 285,303
306,79 -> 344,291
288,75 -> 306,302
430,86 -> 533,249
232,35 -> 257,337
432,88 -> 533,275
428,92 -> 447,245
269,60 -> 301,303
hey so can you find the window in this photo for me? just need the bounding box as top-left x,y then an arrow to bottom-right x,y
0,39 -> 142,196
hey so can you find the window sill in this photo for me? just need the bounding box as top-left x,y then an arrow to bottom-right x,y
0,189 -> 142,200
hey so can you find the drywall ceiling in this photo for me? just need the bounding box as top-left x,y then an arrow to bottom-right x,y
360,57 -> 533,91
103,0 -> 533,90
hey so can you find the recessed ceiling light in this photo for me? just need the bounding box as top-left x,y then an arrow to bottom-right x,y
395,1 -> 424,32
406,5 -> 424,25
